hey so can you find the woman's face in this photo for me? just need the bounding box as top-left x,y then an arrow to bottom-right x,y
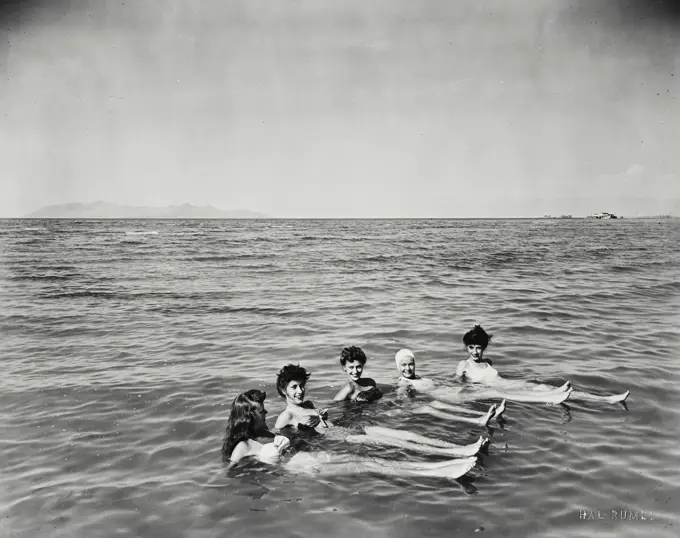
343,360 -> 364,382
466,345 -> 484,361
398,356 -> 416,379
284,379 -> 306,405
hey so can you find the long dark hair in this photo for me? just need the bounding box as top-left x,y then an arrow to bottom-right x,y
221,389 -> 267,460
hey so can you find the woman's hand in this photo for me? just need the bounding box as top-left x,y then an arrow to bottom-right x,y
273,435 -> 290,453
259,437 -> 290,465
297,413 -> 321,428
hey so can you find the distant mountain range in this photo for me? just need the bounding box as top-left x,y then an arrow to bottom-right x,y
24,202 -> 268,219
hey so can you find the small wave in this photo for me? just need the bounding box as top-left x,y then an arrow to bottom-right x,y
39,290 -> 119,300
184,254 -> 275,262
201,304 -> 299,316
124,231 -> 159,236
610,265 -> 639,273
22,227 -> 47,232
8,274 -> 74,282
28,265 -> 77,271
187,256 -> 232,262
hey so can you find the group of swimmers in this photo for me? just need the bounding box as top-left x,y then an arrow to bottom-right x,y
221,325 -> 631,481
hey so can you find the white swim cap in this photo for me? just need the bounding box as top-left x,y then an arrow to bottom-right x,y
395,348 -> 415,368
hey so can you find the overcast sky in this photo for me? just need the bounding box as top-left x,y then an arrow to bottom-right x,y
1,0 -> 678,218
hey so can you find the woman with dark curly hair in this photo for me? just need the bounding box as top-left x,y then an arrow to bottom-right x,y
222,388 -> 478,480
274,363 -> 489,457
454,325 -> 629,404
332,346 -> 383,402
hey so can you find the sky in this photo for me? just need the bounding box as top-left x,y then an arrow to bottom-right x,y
1,0 -> 678,218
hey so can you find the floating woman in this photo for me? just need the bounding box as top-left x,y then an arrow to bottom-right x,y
334,345 -> 498,425
396,346 -> 573,406
455,325 -> 629,404
222,389 -> 478,480
275,364 -> 487,458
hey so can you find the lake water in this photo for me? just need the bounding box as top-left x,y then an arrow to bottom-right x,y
1,218 -> 678,538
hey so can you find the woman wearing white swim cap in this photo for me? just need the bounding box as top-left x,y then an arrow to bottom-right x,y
394,348 -> 505,425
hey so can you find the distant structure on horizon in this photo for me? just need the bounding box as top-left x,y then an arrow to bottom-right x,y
23,202 -> 268,219
586,211 -> 620,220
542,214 -> 573,219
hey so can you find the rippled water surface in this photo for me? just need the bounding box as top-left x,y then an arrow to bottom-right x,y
1,218 -> 679,538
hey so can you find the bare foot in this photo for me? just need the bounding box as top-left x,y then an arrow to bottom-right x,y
606,390 -> 630,404
557,381 -> 572,392
477,404 -> 497,426
493,399 -> 506,420
465,436 -> 490,456
460,437 -> 485,456
548,387 -> 573,405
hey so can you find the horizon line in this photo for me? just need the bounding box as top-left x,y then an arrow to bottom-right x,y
2,216 -> 677,221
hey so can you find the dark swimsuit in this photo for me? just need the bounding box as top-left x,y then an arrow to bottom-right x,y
354,386 -> 383,402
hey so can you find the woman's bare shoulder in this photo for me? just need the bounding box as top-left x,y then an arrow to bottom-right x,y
230,440 -> 251,462
275,409 -> 293,429
333,383 -> 354,401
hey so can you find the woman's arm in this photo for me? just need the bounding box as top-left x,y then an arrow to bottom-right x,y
396,378 -> 416,398
455,360 -> 467,379
333,383 -> 354,401
274,409 -> 293,430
